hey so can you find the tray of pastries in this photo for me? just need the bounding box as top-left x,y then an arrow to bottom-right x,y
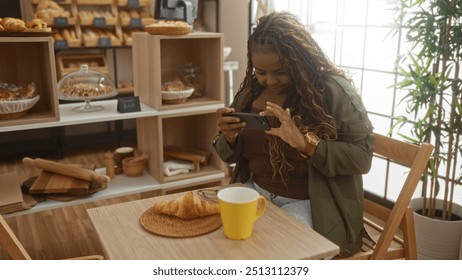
145,20 -> 192,35
0,17 -> 53,36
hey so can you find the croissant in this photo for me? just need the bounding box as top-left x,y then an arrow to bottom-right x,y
153,191 -> 220,219
1,17 -> 27,32
26,19 -> 47,29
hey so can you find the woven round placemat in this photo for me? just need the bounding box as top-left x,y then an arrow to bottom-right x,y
140,206 -> 222,238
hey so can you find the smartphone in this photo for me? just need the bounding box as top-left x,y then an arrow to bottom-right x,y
223,112 -> 271,131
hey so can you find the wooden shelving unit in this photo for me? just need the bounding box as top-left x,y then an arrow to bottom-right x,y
2,4 -> 226,217
0,36 -> 59,128
1,99 -> 225,217
25,0 -> 156,48
0,32 -> 226,217
133,31 -> 225,184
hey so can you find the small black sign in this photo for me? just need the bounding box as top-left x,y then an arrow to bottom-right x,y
118,96 -> 141,113
98,37 -> 112,48
54,17 -> 69,27
54,40 -> 69,50
130,18 -> 142,28
93,17 -> 107,28
127,0 -> 140,8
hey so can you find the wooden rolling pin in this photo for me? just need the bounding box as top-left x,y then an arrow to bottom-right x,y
22,157 -> 110,185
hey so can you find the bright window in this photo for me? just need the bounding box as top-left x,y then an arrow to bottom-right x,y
269,0 -> 407,202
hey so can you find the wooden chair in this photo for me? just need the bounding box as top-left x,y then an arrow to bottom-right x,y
338,133 -> 433,260
0,214 -> 103,260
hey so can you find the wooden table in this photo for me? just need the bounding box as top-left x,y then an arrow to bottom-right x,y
87,189 -> 340,260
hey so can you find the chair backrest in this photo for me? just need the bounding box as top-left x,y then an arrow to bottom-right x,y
1,214 -> 104,260
0,214 -> 31,260
368,133 -> 433,259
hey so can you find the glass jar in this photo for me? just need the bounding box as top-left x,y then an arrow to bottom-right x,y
181,62 -> 203,97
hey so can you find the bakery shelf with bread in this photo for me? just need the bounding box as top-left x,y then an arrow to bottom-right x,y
118,6 -> 154,27
56,53 -> 109,79
77,7 -> 118,26
31,0 -> 72,4
20,0 -> 158,49
52,27 -> 81,49
33,0 -> 77,27
0,36 -> 59,127
81,27 -> 122,47
132,32 -> 224,110
121,28 -> 143,46
117,0 -> 153,6
76,0 -> 113,5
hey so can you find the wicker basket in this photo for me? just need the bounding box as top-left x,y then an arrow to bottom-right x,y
161,88 -> 194,104
0,95 -> 40,120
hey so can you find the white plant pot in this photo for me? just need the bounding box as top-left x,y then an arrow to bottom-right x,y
410,197 -> 462,260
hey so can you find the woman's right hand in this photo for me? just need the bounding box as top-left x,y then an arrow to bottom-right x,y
216,107 -> 246,146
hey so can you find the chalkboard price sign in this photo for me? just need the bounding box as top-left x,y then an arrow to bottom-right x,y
127,0 -> 140,8
93,17 -> 107,28
117,96 -> 141,113
130,18 -> 142,28
54,17 -> 69,27
98,37 -> 112,48
54,40 -> 69,50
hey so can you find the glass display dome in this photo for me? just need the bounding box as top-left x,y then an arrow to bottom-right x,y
57,64 -> 118,112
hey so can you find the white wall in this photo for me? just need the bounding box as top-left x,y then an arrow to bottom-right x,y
219,0 -> 249,102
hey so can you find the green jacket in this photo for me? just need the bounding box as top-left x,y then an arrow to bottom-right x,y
212,75 -> 375,256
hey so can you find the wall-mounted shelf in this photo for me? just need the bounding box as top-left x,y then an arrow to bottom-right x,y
0,99 -> 224,133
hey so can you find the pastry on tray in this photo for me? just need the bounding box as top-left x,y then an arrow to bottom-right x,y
0,81 -> 37,101
145,20 -> 192,35
0,17 -> 27,32
153,191 -> 220,219
0,17 -> 51,33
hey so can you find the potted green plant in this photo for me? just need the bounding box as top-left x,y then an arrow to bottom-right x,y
392,0 -> 462,259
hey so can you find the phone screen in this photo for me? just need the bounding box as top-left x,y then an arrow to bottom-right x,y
223,112 -> 271,131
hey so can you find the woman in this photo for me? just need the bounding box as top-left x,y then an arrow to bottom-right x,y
212,12 -> 374,256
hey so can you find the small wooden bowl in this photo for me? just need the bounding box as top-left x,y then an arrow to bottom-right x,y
122,156 -> 146,177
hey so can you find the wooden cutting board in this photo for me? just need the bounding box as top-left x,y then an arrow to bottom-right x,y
0,172 -> 23,206
29,170 -> 91,194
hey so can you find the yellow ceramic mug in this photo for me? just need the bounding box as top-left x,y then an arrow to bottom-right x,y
218,186 -> 267,240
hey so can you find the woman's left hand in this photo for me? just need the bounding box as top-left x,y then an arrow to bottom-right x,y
260,102 -> 306,150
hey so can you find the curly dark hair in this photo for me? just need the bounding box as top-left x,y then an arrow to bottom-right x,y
236,11 -> 353,183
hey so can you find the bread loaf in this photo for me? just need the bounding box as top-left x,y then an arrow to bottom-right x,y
37,0 -> 61,11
